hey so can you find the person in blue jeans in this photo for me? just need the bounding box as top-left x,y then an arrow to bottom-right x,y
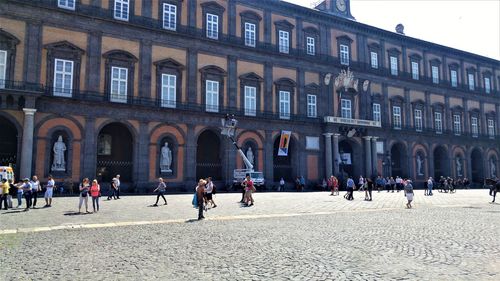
345,176 -> 354,200
427,177 -> 434,196
15,180 -> 24,208
152,178 -> 167,206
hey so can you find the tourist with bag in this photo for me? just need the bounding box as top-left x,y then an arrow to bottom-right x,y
90,179 -> 100,212
152,177 -> 167,207
78,178 -> 90,213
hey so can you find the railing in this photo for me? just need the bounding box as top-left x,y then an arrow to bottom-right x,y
0,79 -> 44,92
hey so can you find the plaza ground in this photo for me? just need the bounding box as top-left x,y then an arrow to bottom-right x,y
0,190 -> 499,280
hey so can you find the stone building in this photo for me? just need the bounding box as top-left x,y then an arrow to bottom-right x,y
0,0 -> 499,190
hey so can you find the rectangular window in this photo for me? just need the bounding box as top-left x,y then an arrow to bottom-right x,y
393,106 -> 401,129
306,37 -> 315,55
307,94 -> 317,118
205,80 -> 219,112
414,109 -> 423,132
370,52 -> 378,69
372,103 -> 381,122
58,0 -> 75,10
341,99 -> 352,119
110,66 -> 128,103
471,117 -> 479,137
485,77 -> 491,94
340,44 -> 349,65
206,13 -> 219,39
453,114 -> 461,135
432,65 -> 439,84
53,59 -> 74,97
244,86 -> 256,116
434,112 -> 442,134
163,3 -> 177,31
161,74 -> 176,108
0,50 -> 6,89
244,22 -> 256,47
411,61 -> 419,80
278,30 -> 289,54
488,119 -> 495,138
450,70 -> 458,87
390,56 -> 398,76
279,90 -> 290,119
468,73 -> 475,90
114,0 -> 129,21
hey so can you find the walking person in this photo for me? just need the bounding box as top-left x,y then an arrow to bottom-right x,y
358,175 -> 365,192
300,176 -> 306,192
196,179 -> 206,220
44,175 -> 55,207
0,178 -> 9,210
427,177 -> 434,196
113,175 -> 121,199
152,177 -> 167,206
365,178 -> 373,201
204,177 -> 216,208
345,176 -> 354,200
7,180 -> 16,208
243,174 -> 255,207
395,176 -> 402,192
279,177 -> 285,192
90,179 -> 100,212
30,175 -> 41,208
14,179 -> 25,208
404,180 -> 414,208
78,178 -> 90,213
107,177 -> 118,200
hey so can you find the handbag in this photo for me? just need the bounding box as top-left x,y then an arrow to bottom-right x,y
192,193 -> 198,207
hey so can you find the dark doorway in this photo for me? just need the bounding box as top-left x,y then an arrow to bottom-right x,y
96,123 -> 134,183
273,137 -> 294,181
196,130 -> 222,180
433,146 -> 448,179
391,143 -> 408,178
471,148 -> 483,184
338,140 -> 354,180
0,116 -> 18,171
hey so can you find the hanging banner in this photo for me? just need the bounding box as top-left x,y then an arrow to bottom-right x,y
278,130 -> 291,156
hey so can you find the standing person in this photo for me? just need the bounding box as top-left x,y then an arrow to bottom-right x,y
346,176 -> 354,200
44,175 -> 55,207
365,178 -> 374,201
15,180 -> 24,208
243,174 -> 255,207
427,177 -> 434,196
78,178 -> 90,213
152,177 -> 167,206
332,176 -> 339,196
7,180 -> 16,208
107,177 -> 118,200
89,179 -> 100,212
204,177 -> 216,208
21,178 -> 32,210
300,176 -> 306,192
389,177 -> 396,192
196,179 -> 206,220
0,179 -> 9,210
327,176 -> 333,195
279,177 -> 285,192
404,180 -> 414,208
358,176 -> 365,192
395,176 -> 402,192
114,175 -> 121,199
30,176 -> 41,208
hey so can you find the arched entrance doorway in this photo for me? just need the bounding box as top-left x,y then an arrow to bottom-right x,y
471,148 -> 483,184
0,115 -> 18,170
338,140 -> 355,179
273,137 -> 294,181
391,143 -> 408,178
433,146 -> 448,179
196,130 -> 222,180
96,123 -> 134,183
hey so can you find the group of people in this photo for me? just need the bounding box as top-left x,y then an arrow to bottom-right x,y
0,175 -> 55,211
76,174 -> 121,213
192,177 -> 217,220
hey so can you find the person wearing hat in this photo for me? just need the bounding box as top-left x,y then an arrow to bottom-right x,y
0,178 -> 9,210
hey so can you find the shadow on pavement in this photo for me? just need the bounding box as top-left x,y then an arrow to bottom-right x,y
63,211 -> 93,216
1,209 -> 29,214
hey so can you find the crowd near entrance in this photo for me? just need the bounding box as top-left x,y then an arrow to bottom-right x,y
196,130 -> 222,181
96,123 -> 133,183
0,115 -> 18,170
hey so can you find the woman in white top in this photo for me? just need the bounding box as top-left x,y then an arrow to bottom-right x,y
44,175 -> 55,207
30,175 -> 41,208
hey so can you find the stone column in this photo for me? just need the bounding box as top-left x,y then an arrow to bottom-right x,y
371,137 -> 378,177
135,121 -> 150,190
264,131 -> 274,185
184,125 -> 197,186
333,133 -> 340,176
20,108 -> 36,179
323,133 -> 333,177
82,116 -> 96,179
363,136 -> 372,177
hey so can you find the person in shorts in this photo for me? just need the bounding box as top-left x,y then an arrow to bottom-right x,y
404,180 -> 414,209
204,177 -> 216,208
44,175 -> 55,207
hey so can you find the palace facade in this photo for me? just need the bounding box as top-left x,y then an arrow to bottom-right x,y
0,0 -> 499,190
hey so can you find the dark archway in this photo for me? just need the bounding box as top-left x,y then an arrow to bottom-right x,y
273,136 -> 294,181
338,140 -> 355,180
96,123 -> 134,183
391,143 -> 408,178
471,148 -> 483,184
196,130 -> 222,180
0,115 -> 18,171
433,146 -> 448,179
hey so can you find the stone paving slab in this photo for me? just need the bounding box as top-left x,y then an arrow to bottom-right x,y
0,190 -> 494,233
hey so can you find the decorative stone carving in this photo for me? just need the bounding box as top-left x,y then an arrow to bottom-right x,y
51,135 -> 66,172
160,142 -> 172,173
334,68 -> 359,92
456,157 -> 463,177
246,147 -> 254,166
416,154 -> 424,176
491,158 -> 497,178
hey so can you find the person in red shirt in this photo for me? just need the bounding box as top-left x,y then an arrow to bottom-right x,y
89,179 -> 100,212
243,174 -> 255,207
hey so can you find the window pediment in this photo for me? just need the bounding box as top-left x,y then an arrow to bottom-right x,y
274,20 -> 294,30
432,103 -> 444,111
240,10 -> 262,22
336,35 -> 353,44
199,65 -> 227,76
103,50 -> 138,63
411,99 -> 425,108
466,67 -> 476,73
154,58 -> 185,71
368,42 -> 380,50
387,48 -> 401,56
239,72 -> 263,82
274,78 -> 296,87
44,41 -> 85,55
451,105 -> 463,113
305,83 -> 319,92
409,53 -> 422,61
201,1 -> 225,13
429,58 -> 441,66
303,26 -> 319,35
390,95 -> 404,105
0,29 -> 20,47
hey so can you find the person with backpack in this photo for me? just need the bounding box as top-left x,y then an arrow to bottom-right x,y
90,179 -> 100,212
204,177 -> 217,208
152,177 -> 167,207
78,178 -> 90,213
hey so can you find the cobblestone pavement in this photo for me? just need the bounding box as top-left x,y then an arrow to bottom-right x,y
0,190 -> 499,280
